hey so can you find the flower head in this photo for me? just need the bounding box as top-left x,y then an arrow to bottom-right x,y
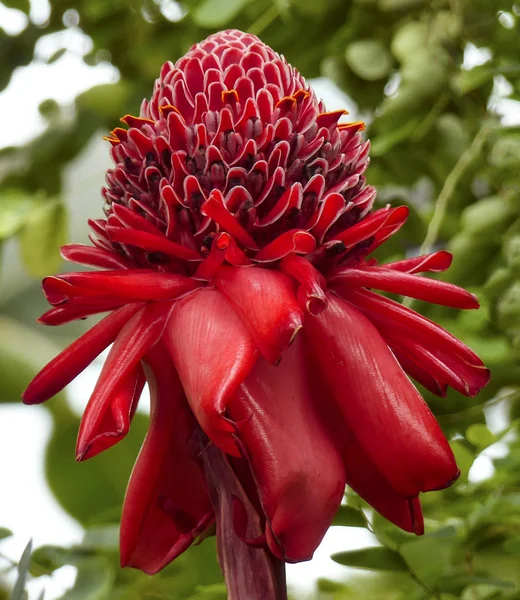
23,29 -> 489,589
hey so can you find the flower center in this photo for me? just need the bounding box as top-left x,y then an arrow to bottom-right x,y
97,30 -> 374,277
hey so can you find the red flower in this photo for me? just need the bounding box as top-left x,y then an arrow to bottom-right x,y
23,29 -> 489,594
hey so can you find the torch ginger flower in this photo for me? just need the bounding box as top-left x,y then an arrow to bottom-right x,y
23,29 -> 489,598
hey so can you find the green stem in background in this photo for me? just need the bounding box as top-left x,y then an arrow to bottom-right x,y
248,4 -> 280,37
402,124 -> 492,309
355,506 -> 442,600
411,93 -> 450,142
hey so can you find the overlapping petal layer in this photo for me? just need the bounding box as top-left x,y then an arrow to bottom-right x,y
229,337 -> 345,561
120,346 -> 213,574
303,293 -> 459,498
214,266 -> 302,363
164,288 -> 258,455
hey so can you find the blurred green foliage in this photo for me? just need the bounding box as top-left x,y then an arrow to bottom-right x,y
1,0 -> 520,598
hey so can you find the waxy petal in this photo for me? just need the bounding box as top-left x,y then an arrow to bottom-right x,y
383,251 -> 452,274
229,337 -> 345,561
164,288 -> 258,456
214,266 -> 303,364
331,266 -> 479,309
332,205 -> 408,249
254,230 -> 316,262
43,270 -> 200,304
61,244 -> 134,269
38,297 -> 127,325
303,293 -> 458,497
107,226 -> 202,261
23,304 -> 142,405
280,254 -> 328,315
121,346 -> 213,574
341,288 -> 489,396
76,302 -> 171,460
342,426 -> 424,534
79,364 -> 146,460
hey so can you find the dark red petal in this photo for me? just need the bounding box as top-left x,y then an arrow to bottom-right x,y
214,266 -> 303,364
341,288 -> 489,396
121,346 -> 213,574
391,350 -> 448,398
201,190 -> 259,250
76,302 -> 171,460
381,328 -> 489,397
38,297 -> 127,325
164,288 -> 258,456
229,337 -> 345,562
331,206 -> 408,249
279,254 -> 328,315
383,251 -> 452,274
342,425 -> 424,534
254,229 -> 316,262
79,364 -> 145,460
44,270 -> 200,303
23,304 -> 142,405
60,244 -> 134,269
303,293 -> 458,498
106,226 -> 202,261
331,266 -> 479,309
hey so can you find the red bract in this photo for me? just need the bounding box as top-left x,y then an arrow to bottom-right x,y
23,29 -> 489,597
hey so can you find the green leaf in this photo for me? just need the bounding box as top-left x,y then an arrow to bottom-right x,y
460,196 -> 513,240
436,575 -> 515,595
0,316 -> 61,404
317,578 -> 349,593
0,528 -> 12,541
452,65 -> 494,95
192,0 -> 251,27
465,424 -> 497,449
1,0 -> 30,13
61,557 -> 114,600
47,48 -> 67,64
345,39 -> 393,81
450,441 -> 475,482
503,235 -> 520,271
187,584 -> 228,600
19,198 -> 67,277
46,411 -> 148,526
379,0 -> 424,9
10,539 -> 32,600
331,547 -> 408,571
399,528 -> 457,584
333,505 -> 367,528
0,191 -> 35,240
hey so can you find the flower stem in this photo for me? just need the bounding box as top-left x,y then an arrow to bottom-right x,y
201,441 -> 287,600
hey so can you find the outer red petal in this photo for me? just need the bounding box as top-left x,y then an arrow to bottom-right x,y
23,304 -> 142,405
76,302 -> 171,460
342,288 -> 489,396
78,364 -> 145,460
60,244 -> 134,269
303,293 -> 459,498
43,270 -> 200,304
228,337 -> 346,561
120,346 -> 213,574
342,426 -> 424,535
383,251 -> 452,274
214,266 -> 303,364
330,267 -> 479,309
164,288 -> 258,456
